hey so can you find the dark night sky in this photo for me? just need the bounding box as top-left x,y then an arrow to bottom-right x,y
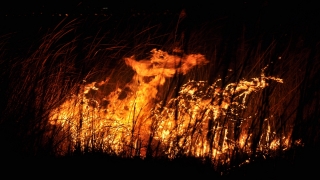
0,1 -> 317,15
1,1 -> 319,26
1,1 -> 319,43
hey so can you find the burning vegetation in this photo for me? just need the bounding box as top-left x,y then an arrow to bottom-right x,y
49,48 -> 286,164
0,7 -> 320,176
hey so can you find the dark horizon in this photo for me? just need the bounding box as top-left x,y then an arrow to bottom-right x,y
1,1 -> 318,37
1,1 -> 318,16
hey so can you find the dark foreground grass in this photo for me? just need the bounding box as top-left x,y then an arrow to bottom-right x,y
4,147 -> 319,179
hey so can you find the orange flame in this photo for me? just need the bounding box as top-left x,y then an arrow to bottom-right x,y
49,49 -> 286,161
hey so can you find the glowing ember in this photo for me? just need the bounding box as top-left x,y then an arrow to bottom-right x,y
49,49 -> 285,161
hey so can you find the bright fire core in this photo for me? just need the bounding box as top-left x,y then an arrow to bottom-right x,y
49,49 -> 285,161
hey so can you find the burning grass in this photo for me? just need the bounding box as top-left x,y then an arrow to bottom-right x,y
0,11 -> 319,175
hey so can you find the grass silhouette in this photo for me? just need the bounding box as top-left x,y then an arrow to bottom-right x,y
0,7 -> 319,177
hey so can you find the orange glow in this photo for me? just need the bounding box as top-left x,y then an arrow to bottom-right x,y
49,49 -> 287,162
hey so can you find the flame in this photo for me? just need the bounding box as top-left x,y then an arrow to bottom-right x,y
49,48 -> 287,161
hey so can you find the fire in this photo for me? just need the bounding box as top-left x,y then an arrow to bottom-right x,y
49,48 -> 285,161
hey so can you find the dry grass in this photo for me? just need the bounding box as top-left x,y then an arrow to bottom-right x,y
0,11 -> 319,175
